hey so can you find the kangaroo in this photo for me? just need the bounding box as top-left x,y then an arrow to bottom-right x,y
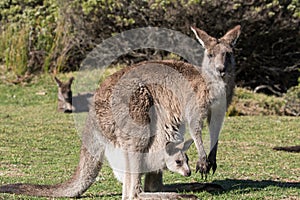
55,76 -> 93,113
0,25 -> 241,199
145,25 -> 241,192
54,76 -> 74,113
106,139 -> 193,183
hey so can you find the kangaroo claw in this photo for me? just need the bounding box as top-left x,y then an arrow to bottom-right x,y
196,153 -> 218,179
196,158 -> 209,179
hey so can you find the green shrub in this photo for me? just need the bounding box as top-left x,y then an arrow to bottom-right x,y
0,0 -> 58,74
227,88 -> 286,116
284,83 -> 300,116
0,0 -> 299,93
0,24 -> 29,75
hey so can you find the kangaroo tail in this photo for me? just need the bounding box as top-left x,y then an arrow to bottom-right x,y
0,146 -> 104,197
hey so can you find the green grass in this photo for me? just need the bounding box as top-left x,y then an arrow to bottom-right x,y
0,73 -> 299,199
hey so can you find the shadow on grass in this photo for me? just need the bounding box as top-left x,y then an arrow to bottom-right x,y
212,179 -> 300,194
79,183 -> 223,198
162,179 -> 300,194
163,182 -> 224,193
80,179 -> 300,198
80,192 -> 122,199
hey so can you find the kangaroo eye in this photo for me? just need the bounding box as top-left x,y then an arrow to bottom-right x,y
175,160 -> 182,165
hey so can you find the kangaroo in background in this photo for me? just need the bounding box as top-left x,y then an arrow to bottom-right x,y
55,76 -> 93,113
54,76 -> 74,113
0,25 -> 241,199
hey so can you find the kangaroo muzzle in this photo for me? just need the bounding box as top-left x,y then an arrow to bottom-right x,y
181,164 -> 191,177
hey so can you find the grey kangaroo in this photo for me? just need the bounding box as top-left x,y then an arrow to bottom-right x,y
55,76 -> 93,113
0,25 -> 241,199
54,76 -> 74,113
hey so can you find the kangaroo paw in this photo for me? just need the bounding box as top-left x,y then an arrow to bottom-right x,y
195,157 -> 209,179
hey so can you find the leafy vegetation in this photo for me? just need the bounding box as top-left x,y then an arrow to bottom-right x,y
227,82 -> 300,116
0,0 -> 58,74
0,73 -> 299,199
228,88 -> 285,116
0,0 -> 299,94
284,81 -> 300,116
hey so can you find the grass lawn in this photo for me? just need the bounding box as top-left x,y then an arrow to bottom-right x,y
0,73 -> 299,199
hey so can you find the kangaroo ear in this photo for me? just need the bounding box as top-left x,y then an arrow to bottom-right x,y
68,77 -> 74,85
182,139 -> 194,152
191,26 -> 217,49
219,25 -> 241,47
165,142 -> 177,156
54,77 -> 62,87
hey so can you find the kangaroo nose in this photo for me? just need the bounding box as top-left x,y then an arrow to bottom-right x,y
217,64 -> 227,77
64,109 -> 72,113
216,64 -> 224,71
185,170 -> 191,177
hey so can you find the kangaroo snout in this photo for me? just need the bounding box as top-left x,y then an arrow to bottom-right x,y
216,63 -> 225,73
181,164 -> 191,177
184,169 -> 191,177
217,64 -> 227,77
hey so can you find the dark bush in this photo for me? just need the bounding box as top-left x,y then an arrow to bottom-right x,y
1,0 -> 299,94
